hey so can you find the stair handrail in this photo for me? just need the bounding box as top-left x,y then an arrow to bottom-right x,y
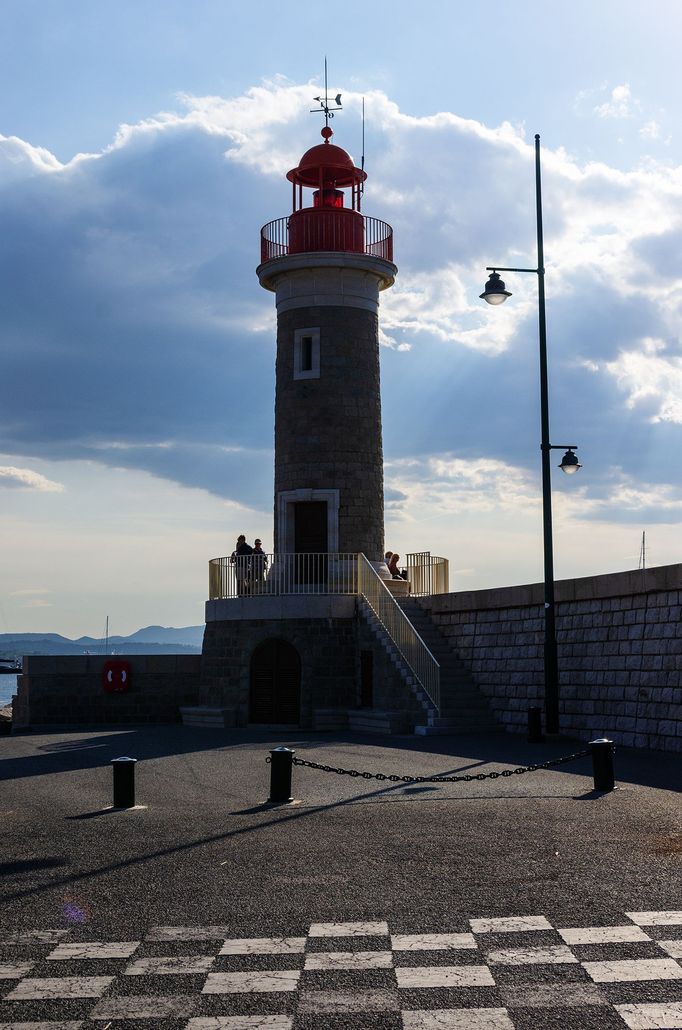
357,554 -> 440,713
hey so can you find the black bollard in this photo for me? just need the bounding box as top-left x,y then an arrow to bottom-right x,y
528,706 -> 544,743
590,738 -> 615,792
112,756 -> 137,808
268,747 -> 295,803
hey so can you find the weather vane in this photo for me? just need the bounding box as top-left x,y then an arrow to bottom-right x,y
310,57 -> 342,129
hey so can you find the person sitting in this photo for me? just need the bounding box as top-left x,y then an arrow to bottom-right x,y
387,553 -> 403,579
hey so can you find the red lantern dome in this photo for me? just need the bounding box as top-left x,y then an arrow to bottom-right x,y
284,127 -> 367,255
259,126 -> 393,264
287,128 -> 366,191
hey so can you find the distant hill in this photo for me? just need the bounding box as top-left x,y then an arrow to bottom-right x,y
0,625 -> 204,659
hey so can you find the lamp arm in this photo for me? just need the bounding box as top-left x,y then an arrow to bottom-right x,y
485,265 -> 539,274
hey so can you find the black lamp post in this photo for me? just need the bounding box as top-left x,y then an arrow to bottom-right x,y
481,134 -> 580,735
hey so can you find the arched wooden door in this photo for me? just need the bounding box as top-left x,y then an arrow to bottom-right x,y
249,639 -> 301,724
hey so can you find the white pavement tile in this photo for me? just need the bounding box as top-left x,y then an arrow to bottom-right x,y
124,955 -> 214,976
186,1020 -> 293,1029
402,1010 -> 514,1029
89,994 -> 198,1019
396,966 -> 496,989
627,912 -> 682,927
0,1023 -> 84,1029
615,1002 -> 682,1029
470,917 -> 553,934
146,926 -> 231,941
308,921 -> 389,937
658,939 -> 682,959
392,934 -> 477,952
0,962 -> 35,979
486,945 -> 578,966
219,938 -> 306,955
47,942 -> 140,960
202,970 -> 301,994
500,982 -> 608,1008
558,925 -> 651,945
583,958 -> 682,983
304,950 -> 393,970
0,932 -> 69,946
297,988 -> 399,1013
5,976 -> 114,1000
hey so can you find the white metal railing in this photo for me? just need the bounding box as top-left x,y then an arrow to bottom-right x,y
209,553 -> 358,599
357,554 -> 440,712
406,552 -> 449,596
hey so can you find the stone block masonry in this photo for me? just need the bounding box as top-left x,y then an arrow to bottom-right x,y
421,563 -> 682,752
201,614 -> 358,726
275,304 -> 384,559
12,654 -> 201,729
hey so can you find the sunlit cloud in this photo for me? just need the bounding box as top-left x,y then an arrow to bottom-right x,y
0,78 -> 681,569
594,83 -> 638,119
0,466 -> 64,492
604,338 -> 682,423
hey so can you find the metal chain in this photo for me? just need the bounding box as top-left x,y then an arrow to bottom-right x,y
290,749 -> 591,783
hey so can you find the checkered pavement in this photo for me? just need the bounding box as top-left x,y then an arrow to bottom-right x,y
1,911 -> 681,1028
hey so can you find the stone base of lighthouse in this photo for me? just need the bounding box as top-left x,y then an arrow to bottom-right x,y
197,598 -> 425,733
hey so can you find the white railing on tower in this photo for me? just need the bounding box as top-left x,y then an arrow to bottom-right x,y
406,552 -> 449,597
209,553 -> 358,599
357,554 -> 440,713
208,552 -> 450,601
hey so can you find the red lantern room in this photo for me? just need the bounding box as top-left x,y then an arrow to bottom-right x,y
260,126 -> 392,263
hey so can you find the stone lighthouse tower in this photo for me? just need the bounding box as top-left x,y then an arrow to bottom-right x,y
257,123 -> 396,563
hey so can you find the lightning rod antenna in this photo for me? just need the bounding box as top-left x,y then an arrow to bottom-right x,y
309,57 -> 342,127
638,530 -> 646,571
361,96 -> 366,194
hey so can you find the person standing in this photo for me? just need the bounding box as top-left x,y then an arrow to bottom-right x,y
250,538 -> 268,594
231,535 -> 253,596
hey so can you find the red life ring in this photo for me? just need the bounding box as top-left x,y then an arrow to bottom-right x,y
102,659 -> 131,693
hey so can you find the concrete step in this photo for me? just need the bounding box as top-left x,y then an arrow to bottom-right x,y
180,706 -> 236,729
348,710 -> 411,735
414,723 -> 496,736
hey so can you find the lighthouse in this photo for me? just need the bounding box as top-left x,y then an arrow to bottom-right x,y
257,123 -> 396,564
201,106 -> 452,733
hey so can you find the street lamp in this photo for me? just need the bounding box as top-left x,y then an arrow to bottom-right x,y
481,133 -> 580,735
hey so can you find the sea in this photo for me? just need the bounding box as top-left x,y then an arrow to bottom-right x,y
0,674 -> 18,707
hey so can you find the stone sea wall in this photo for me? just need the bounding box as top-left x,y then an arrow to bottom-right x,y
421,563 -> 682,752
12,654 -> 201,728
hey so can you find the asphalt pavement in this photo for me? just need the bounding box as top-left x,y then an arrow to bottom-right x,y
0,726 -> 680,1028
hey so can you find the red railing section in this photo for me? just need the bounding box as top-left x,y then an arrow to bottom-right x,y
261,213 -> 393,264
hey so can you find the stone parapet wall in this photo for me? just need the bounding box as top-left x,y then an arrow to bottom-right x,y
421,564 -> 682,752
12,654 -> 201,729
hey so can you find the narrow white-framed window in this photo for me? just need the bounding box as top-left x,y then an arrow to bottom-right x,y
294,327 -> 320,380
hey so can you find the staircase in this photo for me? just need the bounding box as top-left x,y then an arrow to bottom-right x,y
357,597 -> 438,728
395,598 -> 498,735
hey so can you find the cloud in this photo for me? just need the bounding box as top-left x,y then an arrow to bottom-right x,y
593,84 -> 638,119
385,454 -> 682,529
604,339 -> 682,423
0,466 -> 64,492
640,120 -> 661,141
0,79 -> 681,527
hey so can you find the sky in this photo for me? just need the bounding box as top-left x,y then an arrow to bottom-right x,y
1,1 -> 681,637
